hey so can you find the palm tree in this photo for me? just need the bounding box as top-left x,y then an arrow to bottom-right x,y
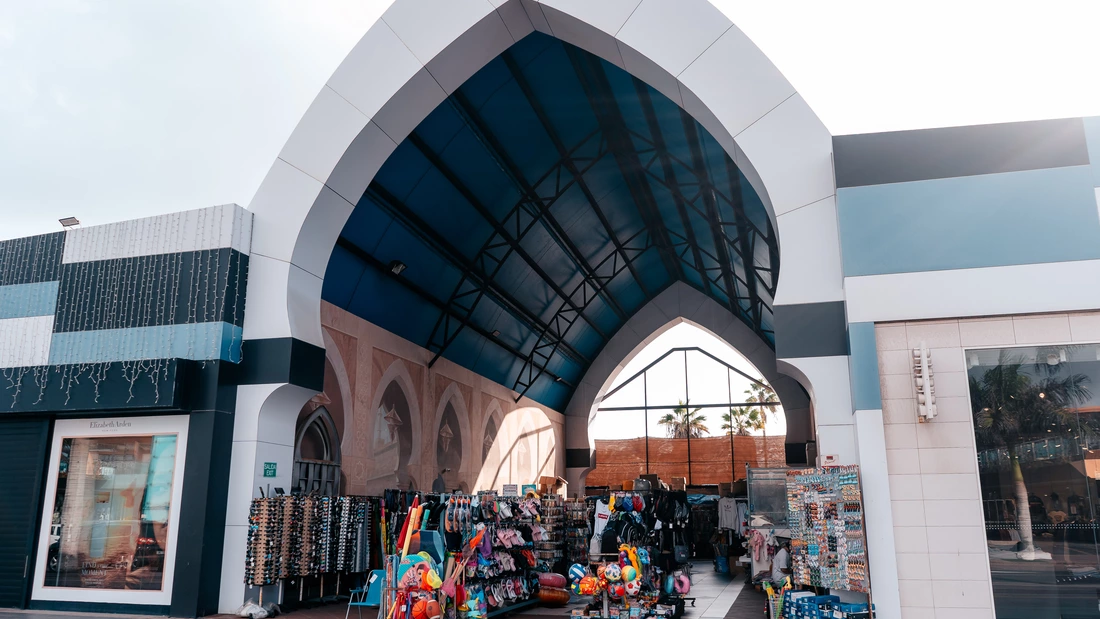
722,407 -> 762,436
969,350 -> 1091,560
658,400 -> 709,438
744,383 -> 779,466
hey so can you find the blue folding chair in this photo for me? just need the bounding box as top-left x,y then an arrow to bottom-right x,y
346,570 -> 385,619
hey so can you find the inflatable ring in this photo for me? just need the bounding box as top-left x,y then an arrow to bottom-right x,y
674,573 -> 691,594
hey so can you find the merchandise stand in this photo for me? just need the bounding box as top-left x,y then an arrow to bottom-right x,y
244,494 -> 380,610
568,488 -> 697,619
376,488 -> 567,619
779,465 -> 875,619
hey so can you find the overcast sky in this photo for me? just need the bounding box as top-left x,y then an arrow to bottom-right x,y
3,0 -> 1100,242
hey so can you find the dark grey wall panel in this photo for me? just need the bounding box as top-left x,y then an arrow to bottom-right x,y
565,448 -> 592,469
53,249 -> 247,332
0,419 -> 49,608
0,362 -> 183,414
774,301 -> 848,359
0,232 -> 65,286
230,338 -> 326,391
834,117 -> 1089,188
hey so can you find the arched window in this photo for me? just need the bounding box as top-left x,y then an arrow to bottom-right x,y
293,406 -> 342,495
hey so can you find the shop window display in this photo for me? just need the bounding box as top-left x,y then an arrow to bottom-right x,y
967,344 -> 1100,619
43,433 -> 177,592
31,417 -> 188,606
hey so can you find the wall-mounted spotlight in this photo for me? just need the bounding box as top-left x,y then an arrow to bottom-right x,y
59,216 -> 80,229
389,260 -> 407,275
492,330 -> 501,337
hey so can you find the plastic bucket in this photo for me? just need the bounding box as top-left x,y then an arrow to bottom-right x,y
715,556 -> 730,573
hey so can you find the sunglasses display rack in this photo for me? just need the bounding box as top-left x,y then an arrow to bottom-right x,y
334,496 -> 373,573
317,495 -> 335,574
245,497 -> 285,586
785,465 -> 870,594
565,498 -> 591,565
295,496 -> 323,576
244,494 -> 384,590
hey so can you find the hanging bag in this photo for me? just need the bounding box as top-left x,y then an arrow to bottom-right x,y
672,530 -> 690,564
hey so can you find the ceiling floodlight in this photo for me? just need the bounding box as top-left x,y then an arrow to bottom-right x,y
389,260 -> 407,275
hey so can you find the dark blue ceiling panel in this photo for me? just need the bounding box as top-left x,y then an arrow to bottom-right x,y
323,33 -> 777,411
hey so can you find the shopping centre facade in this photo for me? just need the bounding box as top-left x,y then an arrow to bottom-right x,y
2,1 -> 1100,617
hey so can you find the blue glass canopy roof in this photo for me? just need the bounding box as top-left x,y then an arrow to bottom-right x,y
323,33 -> 777,411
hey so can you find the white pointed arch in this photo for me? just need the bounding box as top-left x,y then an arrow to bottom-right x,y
241,0 -> 841,351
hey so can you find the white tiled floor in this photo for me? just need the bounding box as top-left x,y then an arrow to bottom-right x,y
681,568 -> 744,618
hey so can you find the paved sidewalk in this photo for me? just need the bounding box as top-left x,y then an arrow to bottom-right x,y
0,568 -> 745,619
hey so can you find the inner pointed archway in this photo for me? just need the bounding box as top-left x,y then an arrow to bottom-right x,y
586,322 -> 786,489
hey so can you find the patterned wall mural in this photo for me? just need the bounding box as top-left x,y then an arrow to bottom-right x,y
304,302 -> 565,496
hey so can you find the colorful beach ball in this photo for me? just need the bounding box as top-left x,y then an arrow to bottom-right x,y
621,566 -> 637,582
604,563 -> 622,582
568,563 -> 587,582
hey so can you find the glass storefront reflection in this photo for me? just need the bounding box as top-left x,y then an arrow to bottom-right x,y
968,345 -> 1100,619
43,434 -> 178,591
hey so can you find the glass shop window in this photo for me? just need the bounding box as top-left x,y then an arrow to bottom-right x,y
967,344 -> 1100,619
42,434 -> 178,591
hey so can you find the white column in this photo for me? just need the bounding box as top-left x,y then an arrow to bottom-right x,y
854,409 -> 902,619
219,382 -> 315,613
777,355 -> 857,464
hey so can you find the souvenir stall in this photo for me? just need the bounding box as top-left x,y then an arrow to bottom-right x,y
377,490 -> 571,619
566,488 -> 696,619
746,466 -> 874,619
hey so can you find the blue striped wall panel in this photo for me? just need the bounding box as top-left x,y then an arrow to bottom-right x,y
848,322 -> 882,411
48,322 -> 243,365
837,165 -> 1100,277
0,282 -> 58,319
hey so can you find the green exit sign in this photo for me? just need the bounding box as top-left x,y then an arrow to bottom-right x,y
263,462 -> 277,478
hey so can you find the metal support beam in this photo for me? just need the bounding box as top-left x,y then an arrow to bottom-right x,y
366,184 -> 590,368
334,236 -> 574,388
565,45 -> 685,284
496,54 -> 651,304
718,155 -> 764,328
405,132 -> 612,343
634,80 -> 716,300
676,112 -> 754,324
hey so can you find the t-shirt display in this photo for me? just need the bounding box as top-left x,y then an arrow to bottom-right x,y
717,497 -> 738,530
